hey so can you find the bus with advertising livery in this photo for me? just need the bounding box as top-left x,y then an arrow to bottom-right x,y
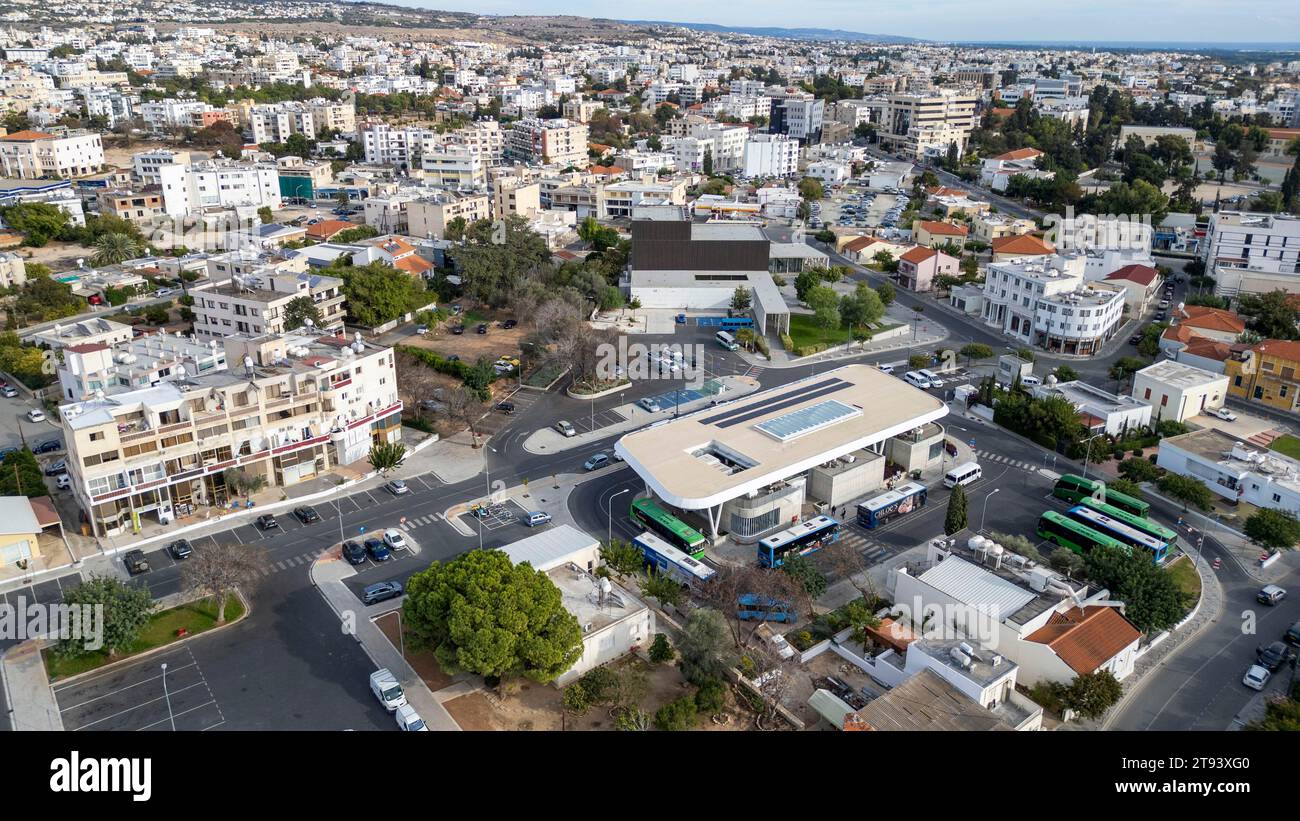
737,594 -> 796,623
857,482 -> 928,529
757,515 -> 840,568
630,498 -> 707,559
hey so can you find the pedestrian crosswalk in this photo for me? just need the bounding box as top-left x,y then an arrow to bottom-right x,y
256,546 -> 330,578
976,449 -> 1039,471
398,513 -> 444,531
836,527 -> 893,565
744,365 -> 764,378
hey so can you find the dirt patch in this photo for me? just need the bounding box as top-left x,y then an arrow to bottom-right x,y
374,611 -> 455,692
14,240 -> 98,272
403,311 -> 527,367
443,656 -> 754,732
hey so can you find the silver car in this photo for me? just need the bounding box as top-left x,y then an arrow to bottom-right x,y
386,479 -> 409,495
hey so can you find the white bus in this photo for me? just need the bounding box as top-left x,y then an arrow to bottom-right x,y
715,330 -> 739,351
943,462 -> 982,488
632,531 -> 716,586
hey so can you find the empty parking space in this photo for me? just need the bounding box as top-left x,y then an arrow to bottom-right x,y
54,645 -> 225,732
570,409 -> 626,433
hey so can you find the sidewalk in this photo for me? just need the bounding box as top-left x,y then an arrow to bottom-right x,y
310,556 -> 461,731
1,640 -> 62,731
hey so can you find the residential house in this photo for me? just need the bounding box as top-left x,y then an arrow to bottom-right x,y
1131,360 -> 1230,423
1102,263 -> 1160,315
912,220 -> 968,251
897,246 -> 958,292
990,233 -> 1055,262
1226,339 -> 1300,412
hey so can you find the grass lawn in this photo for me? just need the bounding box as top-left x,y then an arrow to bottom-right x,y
1165,555 -> 1202,606
1270,435 -> 1300,461
787,313 -> 852,349
44,596 -> 245,682
524,362 -> 568,388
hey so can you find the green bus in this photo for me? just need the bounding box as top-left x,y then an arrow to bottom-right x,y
630,498 -> 707,559
1074,497 -> 1177,552
1037,511 -> 1130,557
1052,473 -> 1151,518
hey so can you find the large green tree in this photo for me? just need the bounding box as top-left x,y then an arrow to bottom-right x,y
806,284 -> 841,329
282,295 -> 322,330
52,576 -> 154,659
1157,473 -> 1213,511
338,262 -> 430,327
0,202 -> 70,246
403,549 -> 583,683
1238,289 -> 1300,341
0,448 -> 47,498
945,483 -> 968,535
1243,508 -> 1300,551
448,215 -> 552,306
840,281 -> 884,330
1083,545 -> 1185,632
677,608 -> 731,686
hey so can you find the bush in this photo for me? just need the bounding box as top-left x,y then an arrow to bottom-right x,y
752,335 -> 769,357
654,695 -> 699,731
780,333 -> 795,351
578,666 -> 618,704
694,678 -> 727,714
562,683 -> 592,714
648,633 -> 674,663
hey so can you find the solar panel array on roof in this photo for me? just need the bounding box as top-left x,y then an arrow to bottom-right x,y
702,378 -> 852,429
754,399 -> 862,442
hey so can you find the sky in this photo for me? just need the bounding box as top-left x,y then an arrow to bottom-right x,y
390,1 -> 1300,44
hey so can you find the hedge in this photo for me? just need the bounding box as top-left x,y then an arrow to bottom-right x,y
397,345 -> 472,380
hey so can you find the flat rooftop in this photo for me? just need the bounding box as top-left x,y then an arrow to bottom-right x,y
614,364 -> 946,508
1135,359 -> 1226,390
546,564 -> 646,635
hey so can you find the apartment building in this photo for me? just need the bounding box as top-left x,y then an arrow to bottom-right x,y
491,176 -> 540,219
742,133 -> 799,178
1200,211 -> 1300,297
158,160 -> 282,217
249,99 -> 356,144
562,97 -> 601,124
879,91 -> 978,160
420,144 -> 486,190
407,192 -> 491,240
56,332 -> 227,403
96,188 -> 165,224
0,129 -> 104,179
981,254 -> 1126,355
132,149 -> 191,185
192,270 -> 347,339
0,251 -> 26,288
59,332 -> 403,537
1225,339 -> 1300,412
276,156 -> 335,201
505,118 -> 589,168
768,90 -> 825,144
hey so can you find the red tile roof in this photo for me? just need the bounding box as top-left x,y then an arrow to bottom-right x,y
992,234 -> 1054,255
1178,305 -> 1245,334
305,219 -> 357,240
916,220 -> 967,236
1105,264 -> 1158,286
1026,606 -> 1141,675
64,343 -> 109,355
2,129 -> 56,141
993,147 -> 1044,162
393,254 -> 433,274
1253,339 -> 1300,364
1182,338 -> 1233,361
900,246 -> 937,264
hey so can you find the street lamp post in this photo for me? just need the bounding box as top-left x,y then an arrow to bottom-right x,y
1080,432 -> 1107,480
980,487 -> 1001,533
607,488 -> 631,546
161,662 -> 175,731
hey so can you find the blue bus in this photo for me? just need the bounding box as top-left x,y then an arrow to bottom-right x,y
757,515 -> 840,568
857,482 -> 928,529
633,531 -> 716,587
716,317 -> 754,330
737,594 -> 796,622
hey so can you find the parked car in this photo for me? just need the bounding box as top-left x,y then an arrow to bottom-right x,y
1128,334 -> 1143,345
363,580 -> 403,605
0,386 -> 16,398
878,364 -> 895,374
1210,407 -> 1238,422
386,479 -> 409,495
26,409 -> 45,422
395,703 -> 428,731
415,324 -> 429,335
502,319 -> 518,329
524,511 -> 552,527
1258,585 -> 1287,606
452,325 -> 465,335
292,505 -> 321,524
255,514 -> 280,531
365,538 -> 391,562
369,668 -> 406,710
555,420 -> 576,437
43,459 -> 67,476
32,439 -> 60,454
1242,664 -> 1271,691
1256,640 -> 1295,671
495,401 -> 515,414
341,540 -> 367,565
168,539 -> 193,560
382,528 -> 407,551
124,549 -> 150,575
584,453 -> 610,471
56,474 -> 70,490
1286,620 -> 1300,646
476,323 -> 488,334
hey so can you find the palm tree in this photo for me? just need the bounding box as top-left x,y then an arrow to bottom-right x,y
92,232 -> 144,267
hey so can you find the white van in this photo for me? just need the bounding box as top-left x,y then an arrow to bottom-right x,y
369,668 -> 407,712
903,371 -> 932,389
715,330 -> 739,351
943,462 -> 983,489
917,369 -> 944,387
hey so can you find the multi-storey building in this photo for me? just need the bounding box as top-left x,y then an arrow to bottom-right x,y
879,91 -> 978,160
1200,211 -> 1300,298
249,99 -> 356,144
742,133 -> 800,178
192,271 -> 347,339
59,332 -> 403,537
420,145 -> 486,191
0,129 -> 104,179
491,176 -> 540,219
406,192 -> 492,240
980,254 -> 1126,355
768,90 -> 824,144
505,118 -> 589,168
158,160 -> 282,217
132,149 -> 191,185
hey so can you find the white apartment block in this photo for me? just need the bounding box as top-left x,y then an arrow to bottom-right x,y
0,129 -> 104,179
981,254 -> 1126,355
1200,211 -> 1300,298
192,271 -> 347,339
879,91 -> 978,159
158,160 -> 282,217
249,100 -> 356,144
742,133 -> 800,178
420,145 -> 486,191
140,99 -> 214,132
505,118 -> 589,168
58,332 -> 403,537
407,192 -> 492,240
132,149 -> 191,185
0,251 -> 26,288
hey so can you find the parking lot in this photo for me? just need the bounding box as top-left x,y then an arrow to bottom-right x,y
54,644 -> 226,731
